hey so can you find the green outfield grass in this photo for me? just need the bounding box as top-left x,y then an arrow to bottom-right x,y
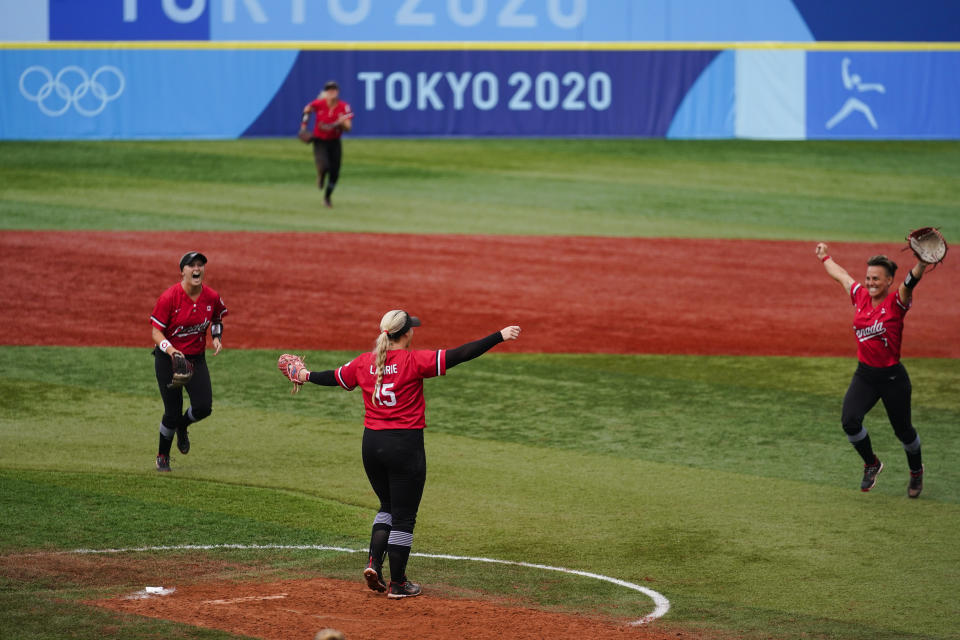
2,139 -> 959,639
1,139 -> 959,239
2,347 -> 959,639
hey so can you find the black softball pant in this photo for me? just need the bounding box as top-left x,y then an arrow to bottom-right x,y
841,362 -> 918,448
154,349 -> 212,429
362,428 -> 426,535
312,138 -> 342,188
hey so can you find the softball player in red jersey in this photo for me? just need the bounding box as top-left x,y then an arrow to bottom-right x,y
150,251 -> 228,472
300,80 -> 353,208
816,243 -> 931,497
291,310 -> 521,598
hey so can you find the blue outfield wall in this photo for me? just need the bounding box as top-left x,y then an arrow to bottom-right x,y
3,47 -> 960,140
2,1 -> 959,139
5,0 -> 960,43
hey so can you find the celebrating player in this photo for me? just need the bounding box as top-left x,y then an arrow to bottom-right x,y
815,243 -> 931,497
300,80 -> 353,208
278,311 -> 521,598
150,251 -> 228,472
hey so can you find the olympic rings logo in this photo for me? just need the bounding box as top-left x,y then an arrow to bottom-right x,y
19,65 -> 125,117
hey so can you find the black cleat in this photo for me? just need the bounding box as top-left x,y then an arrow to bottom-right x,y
176,426 -> 190,455
363,555 -> 386,592
387,579 -> 422,599
323,197 -> 333,208
861,459 -> 883,492
156,454 -> 171,472
908,466 -> 924,498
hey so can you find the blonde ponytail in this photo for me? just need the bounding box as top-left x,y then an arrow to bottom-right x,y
373,310 -> 409,404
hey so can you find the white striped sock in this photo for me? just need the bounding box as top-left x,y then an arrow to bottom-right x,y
387,530 -> 413,548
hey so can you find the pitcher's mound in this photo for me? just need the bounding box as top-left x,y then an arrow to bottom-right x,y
95,576 -> 682,640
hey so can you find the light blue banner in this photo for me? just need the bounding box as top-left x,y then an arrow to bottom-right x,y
3,48 -> 960,140
2,49 -> 297,139
43,0 -> 816,42
6,0 -> 958,43
807,52 -> 960,139
207,0 -> 813,43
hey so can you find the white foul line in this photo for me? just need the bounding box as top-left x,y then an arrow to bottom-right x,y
54,543 -> 670,626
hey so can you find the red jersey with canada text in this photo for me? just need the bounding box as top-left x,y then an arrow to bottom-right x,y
310,99 -> 353,140
150,283 -> 228,356
334,349 -> 447,430
849,282 -> 909,367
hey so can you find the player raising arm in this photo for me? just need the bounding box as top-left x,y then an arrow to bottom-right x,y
278,311 -> 521,598
300,80 -> 353,208
815,240 -> 936,497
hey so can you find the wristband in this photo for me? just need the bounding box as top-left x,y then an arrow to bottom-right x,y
821,255 -> 831,263
301,114 -> 309,124
904,271 -> 921,289
211,323 -> 222,340
159,339 -> 171,353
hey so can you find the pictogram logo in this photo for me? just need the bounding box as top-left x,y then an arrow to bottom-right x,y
825,58 -> 886,131
19,65 -> 125,117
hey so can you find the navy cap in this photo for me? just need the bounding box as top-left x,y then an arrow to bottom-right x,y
388,312 -> 421,339
179,251 -> 208,270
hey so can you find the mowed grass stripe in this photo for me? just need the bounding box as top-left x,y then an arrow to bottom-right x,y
3,347 -> 959,498
2,347 -> 960,638
1,139 -> 958,239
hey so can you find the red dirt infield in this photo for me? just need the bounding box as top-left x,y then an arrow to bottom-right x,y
95,576 -> 681,640
2,230 -> 957,357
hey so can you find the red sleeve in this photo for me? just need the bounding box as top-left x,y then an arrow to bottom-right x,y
213,295 -> 228,322
341,101 -> 354,119
335,358 -> 358,390
893,290 -> 911,315
412,349 -> 446,379
309,99 -> 322,111
150,289 -> 173,331
849,282 -> 867,307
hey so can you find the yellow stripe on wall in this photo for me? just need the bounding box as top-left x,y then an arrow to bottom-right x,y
2,40 -> 960,51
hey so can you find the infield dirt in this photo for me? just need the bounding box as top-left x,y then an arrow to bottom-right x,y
2,230 -> 957,357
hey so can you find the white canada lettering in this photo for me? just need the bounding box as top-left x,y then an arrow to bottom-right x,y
855,320 -> 886,342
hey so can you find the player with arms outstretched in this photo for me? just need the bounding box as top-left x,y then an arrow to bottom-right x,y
150,251 -> 228,472
300,80 -> 353,208
815,242 -> 932,497
278,310 -> 521,598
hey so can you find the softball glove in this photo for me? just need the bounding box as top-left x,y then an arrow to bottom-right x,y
167,353 -> 194,389
906,227 -> 948,265
278,353 -> 308,394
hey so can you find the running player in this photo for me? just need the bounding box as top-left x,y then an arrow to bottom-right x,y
300,80 -> 353,208
815,243 -> 931,497
150,251 -> 228,472
287,310 -> 521,598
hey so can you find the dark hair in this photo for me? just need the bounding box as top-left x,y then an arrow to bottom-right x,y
866,255 -> 897,277
323,80 -> 339,91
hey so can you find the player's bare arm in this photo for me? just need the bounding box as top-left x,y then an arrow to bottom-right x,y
816,242 -> 855,294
